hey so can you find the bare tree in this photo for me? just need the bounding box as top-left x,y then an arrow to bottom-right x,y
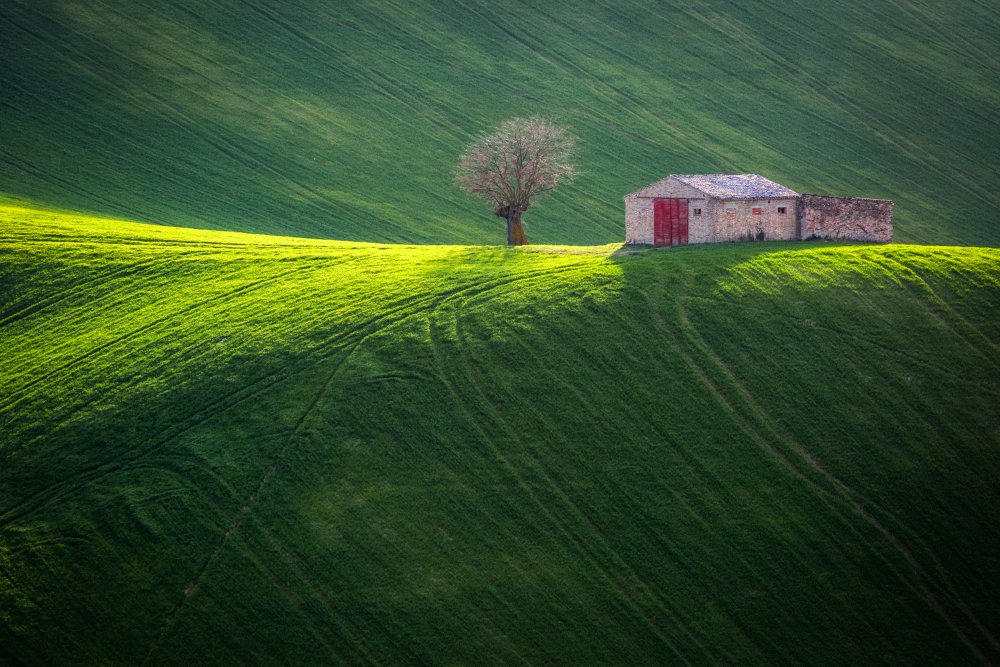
455,116 -> 576,246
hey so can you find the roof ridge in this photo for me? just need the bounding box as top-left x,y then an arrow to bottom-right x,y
625,173 -> 799,199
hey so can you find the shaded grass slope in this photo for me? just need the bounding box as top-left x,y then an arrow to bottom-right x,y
2,203 -> 999,664
2,0 -> 1000,245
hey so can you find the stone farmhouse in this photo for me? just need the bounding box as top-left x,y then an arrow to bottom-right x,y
624,174 -> 893,246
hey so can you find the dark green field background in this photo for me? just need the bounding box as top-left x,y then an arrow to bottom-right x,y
2,0 -> 999,245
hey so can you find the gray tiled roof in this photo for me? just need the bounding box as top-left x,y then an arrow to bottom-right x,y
672,174 -> 799,199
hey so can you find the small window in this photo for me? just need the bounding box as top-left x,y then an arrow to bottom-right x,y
692,208 -> 702,216
777,206 -> 787,214
725,206 -> 737,215
752,207 -> 763,216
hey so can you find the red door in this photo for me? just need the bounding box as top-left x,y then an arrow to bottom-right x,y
654,199 -> 669,246
654,198 -> 689,246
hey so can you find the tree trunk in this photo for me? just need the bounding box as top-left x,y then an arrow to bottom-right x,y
506,210 -> 528,246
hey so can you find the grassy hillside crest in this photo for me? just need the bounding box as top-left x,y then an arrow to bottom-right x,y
2,204 -> 998,664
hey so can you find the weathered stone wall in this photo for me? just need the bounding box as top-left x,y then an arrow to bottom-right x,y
624,177 -> 708,245
686,198 -> 712,243
711,198 -> 798,242
625,193 -> 797,245
625,195 -> 712,244
799,194 -> 893,242
624,195 -> 653,244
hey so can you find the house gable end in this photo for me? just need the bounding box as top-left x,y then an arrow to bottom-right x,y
626,176 -> 707,200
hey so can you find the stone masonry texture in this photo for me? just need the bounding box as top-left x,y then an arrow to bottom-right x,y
710,199 -> 798,242
799,194 -> 893,242
624,177 -> 706,244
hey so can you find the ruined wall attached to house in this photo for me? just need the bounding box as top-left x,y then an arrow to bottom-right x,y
711,199 -> 798,242
798,195 -> 893,242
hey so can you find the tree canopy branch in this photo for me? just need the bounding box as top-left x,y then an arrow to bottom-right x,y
455,116 -> 576,245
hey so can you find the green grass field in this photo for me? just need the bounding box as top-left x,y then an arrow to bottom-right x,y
2,0 -> 999,245
3,0 -> 1000,663
2,204 -> 998,664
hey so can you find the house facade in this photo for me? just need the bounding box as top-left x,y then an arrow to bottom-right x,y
624,174 -> 892,246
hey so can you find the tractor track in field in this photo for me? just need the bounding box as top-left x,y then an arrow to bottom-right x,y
879,254 -> 1000,365
118,462 -> 230,514
253,522 -> 377,665
427,309 -> 657,640
0,148 -> 147,223
4,3 -> 361,233
0,253 -> 255,381
472,305 -> 764,648
0,264 -> 318,415
0,276 -> 441,527
643,284 -> 961,647
426,283 -> 703,663
682,294 -> 998,391
429,312 -> 655,636
3,264 -> 577,528
0,78 -> 258,222
138,263 -> 586,662
235,537 -> 355,665
234,0 -> 467,150
0,254 -> 180,331
669,295 -> 998,665
670,0 -> 995,209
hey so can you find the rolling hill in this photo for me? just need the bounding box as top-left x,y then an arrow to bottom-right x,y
3,0 -> 1000,663
2,203 -> 999,664
2,0 -> 1000,245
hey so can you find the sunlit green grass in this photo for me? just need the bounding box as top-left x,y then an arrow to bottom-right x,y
2,0 -> 999,245
2,204 -> 999,664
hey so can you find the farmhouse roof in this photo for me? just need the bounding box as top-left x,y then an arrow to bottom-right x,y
672,174 -> 799,199
626,174 -> 799,199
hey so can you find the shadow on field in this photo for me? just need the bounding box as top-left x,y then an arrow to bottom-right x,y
4,239 -> 999,665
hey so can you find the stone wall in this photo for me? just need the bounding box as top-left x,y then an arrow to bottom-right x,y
625,195 -> 712,244
711,198 -> 798,242
799,194 -> 893,242
625,194 -> 799,245
624,195 -> 654,244
686,198 -> 712,243
625,177 -> 708,244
